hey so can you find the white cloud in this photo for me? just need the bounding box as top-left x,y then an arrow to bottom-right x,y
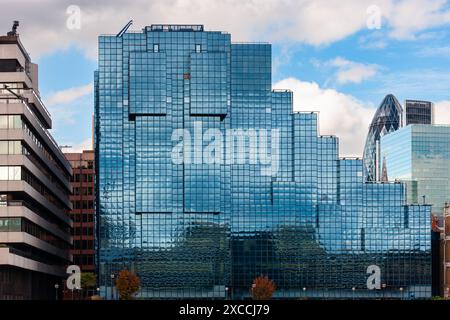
274,77 -> 375,157
358,32 -> 388,49
418,45 -> 450,57
43,84 -> 93,138
376,69 -> 450,99
64,138 -> 93,153
384,0 -> 450,40
2,0 -> 450,59
434,101 -> 450,125
326,57 -> 379,84
45,83 -> 93,106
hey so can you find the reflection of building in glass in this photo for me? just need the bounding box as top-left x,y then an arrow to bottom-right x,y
95,24 -> 431,300
363,94 -> 403,182
404,100 -> 434,126
381,125 -> 450,220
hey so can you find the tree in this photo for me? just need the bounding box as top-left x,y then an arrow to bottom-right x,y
80,272 -> 97,299
115,270 -> 141,300
251,275 -> 276,300
81,272 -> 97,289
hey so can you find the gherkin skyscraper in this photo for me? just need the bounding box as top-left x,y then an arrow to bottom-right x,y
363,94 -> 403,182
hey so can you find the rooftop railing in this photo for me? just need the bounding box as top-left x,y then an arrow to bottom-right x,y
149,24 -> 204,32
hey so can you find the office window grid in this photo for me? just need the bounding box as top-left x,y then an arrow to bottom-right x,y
96,26 -> 432,300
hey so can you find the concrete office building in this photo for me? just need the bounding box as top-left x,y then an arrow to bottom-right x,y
0,23 -> 73,300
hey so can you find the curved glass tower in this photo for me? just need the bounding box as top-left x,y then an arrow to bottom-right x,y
363,94 -> 403,182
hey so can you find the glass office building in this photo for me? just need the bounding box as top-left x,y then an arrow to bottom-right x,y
363,94 -> 403,182
95,25 -> 431,299
381,125 -> 450,219
404,100 -> 434,126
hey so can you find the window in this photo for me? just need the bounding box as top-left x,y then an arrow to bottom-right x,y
0,195 -> 6,207
0,116 -> 7,129
0,166 -> 21,181
0,115 -> 21,129
8,115 -> 21,129
196,44 -> 202,53
0,141 -> 7,154
153,44 -> 159,53
0,141 -> 22,155
0,218 -> 21,232
9,141 -> 21,154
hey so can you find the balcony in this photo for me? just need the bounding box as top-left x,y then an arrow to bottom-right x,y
0,71 -> 32,89
0,200 -> 72,242
22,90 -> 52,128
0,247 -> 66,277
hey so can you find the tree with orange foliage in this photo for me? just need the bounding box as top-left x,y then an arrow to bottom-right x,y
250,275 -> 276,300
115,270 -> 141,300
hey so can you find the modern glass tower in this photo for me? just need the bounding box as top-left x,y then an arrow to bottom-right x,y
95,25 -> 431,299
404,100 -> 434,126
363,94 -> 403,182
380,125 -> 450,219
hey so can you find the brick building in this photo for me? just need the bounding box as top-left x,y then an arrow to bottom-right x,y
64,151 -> 95,272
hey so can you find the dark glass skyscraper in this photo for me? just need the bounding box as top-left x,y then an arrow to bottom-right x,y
363,94 -> 403,182
404,100 -> 434,126
95,25 -> 431,299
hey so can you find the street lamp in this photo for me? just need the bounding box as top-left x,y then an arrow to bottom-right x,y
352,287 -> 356,300
251,283 -> 256,299
399,287 -> 404,300
75,286 -> 80,300
54,283 -> 59,301
381,284 -> 387,300
110,274 -> 115,300
225,287 -> 229,300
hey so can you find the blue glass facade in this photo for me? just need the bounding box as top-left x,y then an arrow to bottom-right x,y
380,125 -> 450,218
95,25 -> 431,299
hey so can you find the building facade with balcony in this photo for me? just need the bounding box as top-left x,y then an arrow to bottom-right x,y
0,28 -> 73,300
95,24 -> 432,299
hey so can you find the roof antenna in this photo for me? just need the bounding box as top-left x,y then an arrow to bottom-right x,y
7,21 -> 19,36
117,20 -> 133,37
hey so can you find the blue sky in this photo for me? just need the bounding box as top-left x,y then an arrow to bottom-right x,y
3,0 -> 450,156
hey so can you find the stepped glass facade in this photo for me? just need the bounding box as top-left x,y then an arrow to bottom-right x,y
95,25 -> 432,299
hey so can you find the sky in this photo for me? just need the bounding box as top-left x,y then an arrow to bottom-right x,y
1,0 -> 450,156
